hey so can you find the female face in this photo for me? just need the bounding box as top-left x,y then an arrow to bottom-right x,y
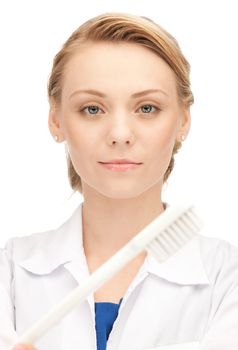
49,42 -> 190,199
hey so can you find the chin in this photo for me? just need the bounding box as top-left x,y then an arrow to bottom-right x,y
82,176 -> 163,200
99,189 -> 141,200
95,182 -> 154,200
81,179 -> 136,198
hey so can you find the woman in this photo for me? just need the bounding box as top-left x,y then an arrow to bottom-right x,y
1,12 -> 238,350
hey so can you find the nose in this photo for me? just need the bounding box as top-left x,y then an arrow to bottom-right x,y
106,113 -> 136,146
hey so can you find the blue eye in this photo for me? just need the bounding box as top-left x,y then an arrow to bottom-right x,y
80,104 -> 160,117
81,105 -> 101,115
139,104 -> 158,114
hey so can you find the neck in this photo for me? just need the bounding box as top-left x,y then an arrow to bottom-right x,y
81,184 -> 165,262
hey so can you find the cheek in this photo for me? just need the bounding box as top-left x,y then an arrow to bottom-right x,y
66,136 -> 92,182
64,126 -> 100,181
62,118 -> 89,153
67,135 -> 92,166
146,119 -> 178,159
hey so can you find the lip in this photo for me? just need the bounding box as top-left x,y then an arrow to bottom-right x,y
99,159 -> 142,164
99,162 -> 142,172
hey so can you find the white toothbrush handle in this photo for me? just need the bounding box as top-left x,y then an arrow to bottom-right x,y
9,203 -> 197,349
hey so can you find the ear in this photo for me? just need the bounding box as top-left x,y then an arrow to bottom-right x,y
48,103 -> 65,142
177,107 -> 191,142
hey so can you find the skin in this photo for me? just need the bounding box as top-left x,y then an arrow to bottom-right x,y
49,41 -> 190,258
12,344 -> 36,350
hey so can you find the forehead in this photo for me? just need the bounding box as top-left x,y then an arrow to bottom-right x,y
62,42 -> 178,99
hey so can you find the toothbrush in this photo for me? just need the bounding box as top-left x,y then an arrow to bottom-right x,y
9,203 -> 202,349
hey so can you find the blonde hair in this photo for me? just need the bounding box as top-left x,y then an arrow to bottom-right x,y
48,12 -> 194,193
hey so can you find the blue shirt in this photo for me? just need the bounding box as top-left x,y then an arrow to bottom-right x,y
95,299 -> 123,350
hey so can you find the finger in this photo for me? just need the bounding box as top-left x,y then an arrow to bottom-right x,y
12,343 -> 37,350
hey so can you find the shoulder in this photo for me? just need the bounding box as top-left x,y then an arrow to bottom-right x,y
0,204 -> 83,274
3,204 -> 82,259
0,228 -> 61,276
2,227 -> 59,261
199,234 -> 238,265
199,234 -> 238,288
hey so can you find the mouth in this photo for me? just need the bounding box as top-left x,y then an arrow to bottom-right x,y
99,159 -> 142,165
98,161 -> 142,172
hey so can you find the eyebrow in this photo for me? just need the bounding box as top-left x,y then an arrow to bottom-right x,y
69,88 -> 169,99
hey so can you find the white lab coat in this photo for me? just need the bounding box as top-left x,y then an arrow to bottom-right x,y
0,202 -> 238,350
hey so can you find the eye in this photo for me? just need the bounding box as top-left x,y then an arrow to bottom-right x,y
79,104 -> 160,116
80,105 -> 103,115
138,104 -> 159,114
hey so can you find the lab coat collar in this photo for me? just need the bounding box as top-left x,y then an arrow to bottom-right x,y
15,202 -> 210,286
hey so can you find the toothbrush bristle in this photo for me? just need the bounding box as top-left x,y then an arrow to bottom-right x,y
146,207 -> 202,263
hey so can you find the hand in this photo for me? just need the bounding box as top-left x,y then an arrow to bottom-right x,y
12,344 -> 37,350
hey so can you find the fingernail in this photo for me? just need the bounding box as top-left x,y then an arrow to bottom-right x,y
12,344 -> 26,350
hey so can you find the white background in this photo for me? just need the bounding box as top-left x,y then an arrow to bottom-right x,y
0,0 -> 237,247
